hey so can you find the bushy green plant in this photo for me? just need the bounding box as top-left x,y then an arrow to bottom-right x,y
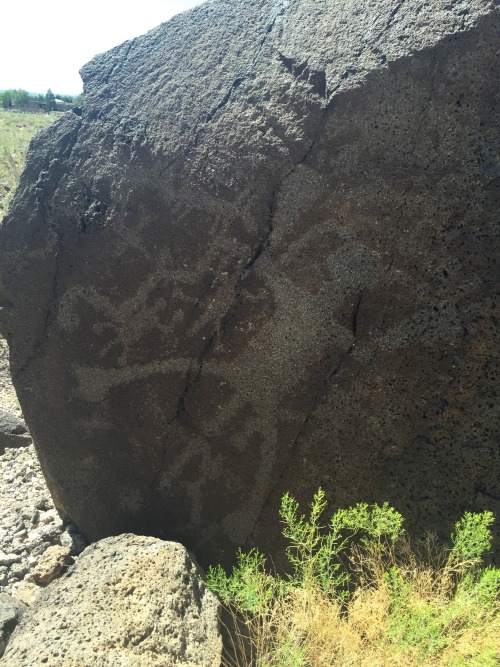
207,548 -> 279,615
450,511 -> 495,564
208,488 -> 405,605
278,488 -> 404,598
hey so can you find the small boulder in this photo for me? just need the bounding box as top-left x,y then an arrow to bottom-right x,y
8,563 -> 29,581
59,528 -> 87,556
0,593 -> 26,658
0,409 -> 31,453
33,496 -> 50,511
31,545 -> 71,585
3,534 -> 222,666
0,553 -> 22,567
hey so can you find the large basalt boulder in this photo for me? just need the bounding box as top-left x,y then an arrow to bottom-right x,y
3,535 -> 222,666
0,0 -> 499,566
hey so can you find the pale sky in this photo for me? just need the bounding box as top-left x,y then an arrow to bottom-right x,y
1,0 -> 206,95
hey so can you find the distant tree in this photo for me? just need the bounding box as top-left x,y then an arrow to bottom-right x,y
74,93 -> 84,107
11,89 -> 29,108
45,88 -> 56,111
1,91 -> 12,109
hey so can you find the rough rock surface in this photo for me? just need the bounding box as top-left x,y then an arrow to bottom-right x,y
0,593 -> 26,658
3,535 -> 222,666
0,0 -> 499,566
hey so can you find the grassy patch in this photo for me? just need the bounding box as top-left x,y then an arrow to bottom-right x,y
0,109 -> 57,221
207,489 -> 500,666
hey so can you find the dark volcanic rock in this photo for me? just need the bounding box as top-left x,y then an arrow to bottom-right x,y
0,0 -> 499,566
0,409 -> 31,453
0,593 -> 26,657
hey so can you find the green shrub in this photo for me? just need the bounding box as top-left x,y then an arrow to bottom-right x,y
450,511 -> 495,564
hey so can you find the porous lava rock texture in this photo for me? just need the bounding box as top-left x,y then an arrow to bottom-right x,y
0,0 -> 499,565
0,593 -> 26,658
3,535 -> 222,666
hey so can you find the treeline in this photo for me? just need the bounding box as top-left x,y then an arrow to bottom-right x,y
0,89 -> 84,111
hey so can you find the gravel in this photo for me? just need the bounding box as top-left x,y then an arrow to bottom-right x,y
0,339 -> 21,419
0,443 -> 87,598
0,338 -> 86,600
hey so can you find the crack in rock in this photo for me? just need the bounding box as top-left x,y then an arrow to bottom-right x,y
205,77 -> 246,123
247,291 -> 364,543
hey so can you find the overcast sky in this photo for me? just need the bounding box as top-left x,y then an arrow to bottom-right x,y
1,0 -> 206,95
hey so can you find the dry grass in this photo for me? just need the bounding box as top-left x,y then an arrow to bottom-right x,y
219,568 -> 499,666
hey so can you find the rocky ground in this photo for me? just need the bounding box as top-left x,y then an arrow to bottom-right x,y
0,340 -> 20,419
0,338 -> 86,605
